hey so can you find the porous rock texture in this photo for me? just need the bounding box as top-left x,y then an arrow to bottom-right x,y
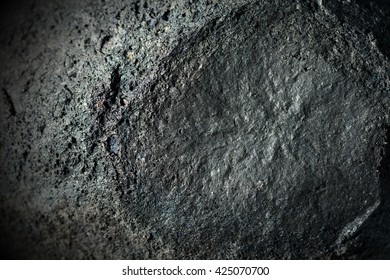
0,0 -> 389,259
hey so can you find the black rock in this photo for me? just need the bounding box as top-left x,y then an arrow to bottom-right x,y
0,0 -> 389,259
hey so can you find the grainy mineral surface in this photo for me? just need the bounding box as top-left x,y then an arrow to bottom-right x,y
0,0 -> 389,259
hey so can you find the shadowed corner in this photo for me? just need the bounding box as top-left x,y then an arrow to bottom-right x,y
355,0 -> 390,57
0,210 -> 18,259
339,126 -> 390,259
0,203 -> 38,259
0,234 -> 17,260
0,193 -> 23,259
0,0 -> 27,27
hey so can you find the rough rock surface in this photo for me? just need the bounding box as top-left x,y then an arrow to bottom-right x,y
0,0 -> 389,259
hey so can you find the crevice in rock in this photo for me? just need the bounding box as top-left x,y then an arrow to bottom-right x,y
108,65 -> 121,104
2,88 -> 16,117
